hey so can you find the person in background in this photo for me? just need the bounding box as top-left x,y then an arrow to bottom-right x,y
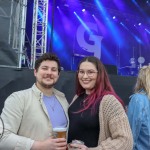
68,56 -> 133,150
0,53 -> 69,150
127,65 -> 150,150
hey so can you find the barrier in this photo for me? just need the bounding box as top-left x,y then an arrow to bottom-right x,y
0,68 -> 136,113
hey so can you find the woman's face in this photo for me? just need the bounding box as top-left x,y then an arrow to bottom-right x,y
78,61 -> 98,94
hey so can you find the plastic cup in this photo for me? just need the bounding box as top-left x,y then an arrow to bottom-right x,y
68,140 -> 84,150
53,127 -> 67,138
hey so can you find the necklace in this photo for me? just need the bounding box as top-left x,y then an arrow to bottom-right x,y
83,93 -> 88,104
49,96 -> 56,111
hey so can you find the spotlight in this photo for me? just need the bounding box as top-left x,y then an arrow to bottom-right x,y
145,28 -> 150,34
113,16 -> 116,19
92,14 -> 95,17
138,23 -> 141,26
64,4 -> 69,7
82,9 -> 85,12
57,6 -> 59,9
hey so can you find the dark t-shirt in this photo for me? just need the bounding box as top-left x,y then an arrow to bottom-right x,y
68,93 -> 100,147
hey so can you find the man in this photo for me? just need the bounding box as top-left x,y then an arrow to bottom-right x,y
0,53 -> 69,150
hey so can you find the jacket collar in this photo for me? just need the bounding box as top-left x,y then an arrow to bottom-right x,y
31,83 -> 65,99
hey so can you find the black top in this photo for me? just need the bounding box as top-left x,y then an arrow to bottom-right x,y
68,93 -> 100,147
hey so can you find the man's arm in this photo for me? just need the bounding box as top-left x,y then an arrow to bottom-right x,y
0,93 -> 34,150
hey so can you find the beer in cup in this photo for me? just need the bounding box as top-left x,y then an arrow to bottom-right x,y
53,127 -> 67,138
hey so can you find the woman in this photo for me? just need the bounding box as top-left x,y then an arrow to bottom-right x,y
68,56 -> 133,150
127,65 -> 150,150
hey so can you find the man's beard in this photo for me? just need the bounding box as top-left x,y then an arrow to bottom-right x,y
37,74 -> 58,89
40,80 -> 56,89
41,82 -> 54,89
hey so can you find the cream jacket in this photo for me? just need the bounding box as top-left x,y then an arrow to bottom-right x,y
71,94 -> 133,150
0,84 -> 69,150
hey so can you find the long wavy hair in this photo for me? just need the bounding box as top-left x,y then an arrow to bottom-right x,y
134,65 -> 150,99
76,56 -> 124,113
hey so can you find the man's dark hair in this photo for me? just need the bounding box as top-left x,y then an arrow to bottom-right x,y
34,53 -> 61,73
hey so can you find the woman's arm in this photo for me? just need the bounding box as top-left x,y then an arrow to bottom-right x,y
127,94 -> 145,149
90,95 -> 133,150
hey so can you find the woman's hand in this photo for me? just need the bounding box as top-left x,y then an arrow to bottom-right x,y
69,143 -> 88,150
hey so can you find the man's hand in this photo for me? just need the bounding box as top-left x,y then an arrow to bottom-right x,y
31,137 -> 67,150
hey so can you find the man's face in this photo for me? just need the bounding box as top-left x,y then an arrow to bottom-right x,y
34,60 -> 59,89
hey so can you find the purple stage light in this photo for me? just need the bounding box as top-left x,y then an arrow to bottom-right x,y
82,9 -> 85,12
113,16 -> 116,19
145,29 -> 150,34
64,4 -> 69,7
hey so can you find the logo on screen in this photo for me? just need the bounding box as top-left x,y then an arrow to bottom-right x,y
76,22 -> 103,59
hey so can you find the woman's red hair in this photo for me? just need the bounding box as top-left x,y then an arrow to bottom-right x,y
76,56 -> 124,113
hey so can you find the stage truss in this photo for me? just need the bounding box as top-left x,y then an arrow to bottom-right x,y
0,0 -> 27,68
31,0 -> 49,69
0,0 -> 49,69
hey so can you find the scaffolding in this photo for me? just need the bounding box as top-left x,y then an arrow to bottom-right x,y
17,0 -> 28,68
0,0 -> 27,68
31,0 -> 49,69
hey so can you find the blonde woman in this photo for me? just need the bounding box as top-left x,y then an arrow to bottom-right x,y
127,65 -> 150,150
